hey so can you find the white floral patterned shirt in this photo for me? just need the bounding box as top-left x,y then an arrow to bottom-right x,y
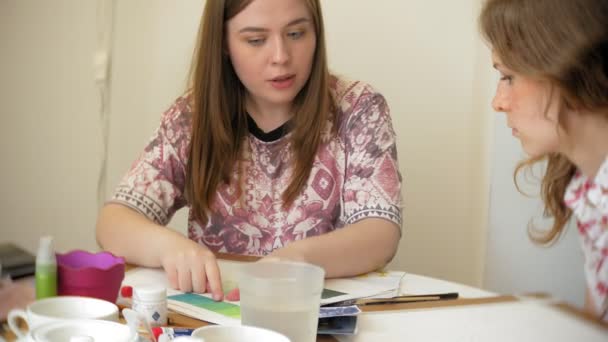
110,76 -> 403,256
564,156 -> 608,321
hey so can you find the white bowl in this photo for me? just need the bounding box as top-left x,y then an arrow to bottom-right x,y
23,319 -> 137,342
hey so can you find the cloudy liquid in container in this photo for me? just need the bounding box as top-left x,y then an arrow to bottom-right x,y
241,303 -> 319,342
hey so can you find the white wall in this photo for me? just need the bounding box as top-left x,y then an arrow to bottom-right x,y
0,0 -> 101,253
322,0 -> 489,286
1,0 -> 541,294
105,0 -> 204,235
107,0 -> 203,192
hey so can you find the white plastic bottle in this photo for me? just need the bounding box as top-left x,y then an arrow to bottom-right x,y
35,236 -> 57,299
132,286 -> 168,327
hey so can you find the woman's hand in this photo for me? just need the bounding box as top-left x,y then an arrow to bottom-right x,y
96,204 -> 226,301
160,237 -> 224,301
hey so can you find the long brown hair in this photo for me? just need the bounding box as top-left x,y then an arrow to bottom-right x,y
185,0 -> 335,224
480,0 -> 608,243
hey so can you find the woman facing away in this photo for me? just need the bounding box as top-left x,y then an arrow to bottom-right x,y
480,0 -> 608,321
96,0 -> 402,301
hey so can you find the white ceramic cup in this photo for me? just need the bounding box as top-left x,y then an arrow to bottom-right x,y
192,325 -> 290,342
7,296 -> 119,338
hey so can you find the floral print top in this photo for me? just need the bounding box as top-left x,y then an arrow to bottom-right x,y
110,76 -> 403,256
564,156 -> 608,321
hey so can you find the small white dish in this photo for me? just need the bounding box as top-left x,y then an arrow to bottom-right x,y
24,319 -> 137,342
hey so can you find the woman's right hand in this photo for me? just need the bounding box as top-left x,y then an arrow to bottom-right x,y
160,237 -> 224,301
96,204 -> 224,300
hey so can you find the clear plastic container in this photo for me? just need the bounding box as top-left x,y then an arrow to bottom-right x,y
239,261 -> 325,342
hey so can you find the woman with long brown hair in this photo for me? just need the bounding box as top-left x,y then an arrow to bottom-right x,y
96,0 -> 402,301
480,0 -> 608,321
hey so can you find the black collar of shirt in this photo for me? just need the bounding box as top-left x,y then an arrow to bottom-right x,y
246,113 -> 292,142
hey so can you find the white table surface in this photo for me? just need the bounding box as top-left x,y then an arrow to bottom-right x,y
337,273 -> 607,342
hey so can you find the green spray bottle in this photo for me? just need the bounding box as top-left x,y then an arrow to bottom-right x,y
35,236 -> 57,299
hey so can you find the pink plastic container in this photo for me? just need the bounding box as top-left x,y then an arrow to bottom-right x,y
56,250 -> 125,303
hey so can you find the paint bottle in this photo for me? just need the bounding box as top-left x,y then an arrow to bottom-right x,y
35,236 -> 57,299
117,285 -> 133,307
152,327 -> 195,340
132,285 -> 168,327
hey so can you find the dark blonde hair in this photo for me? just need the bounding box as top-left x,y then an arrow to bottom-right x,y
185,0 -> 335,224
480,0 -> 608,243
